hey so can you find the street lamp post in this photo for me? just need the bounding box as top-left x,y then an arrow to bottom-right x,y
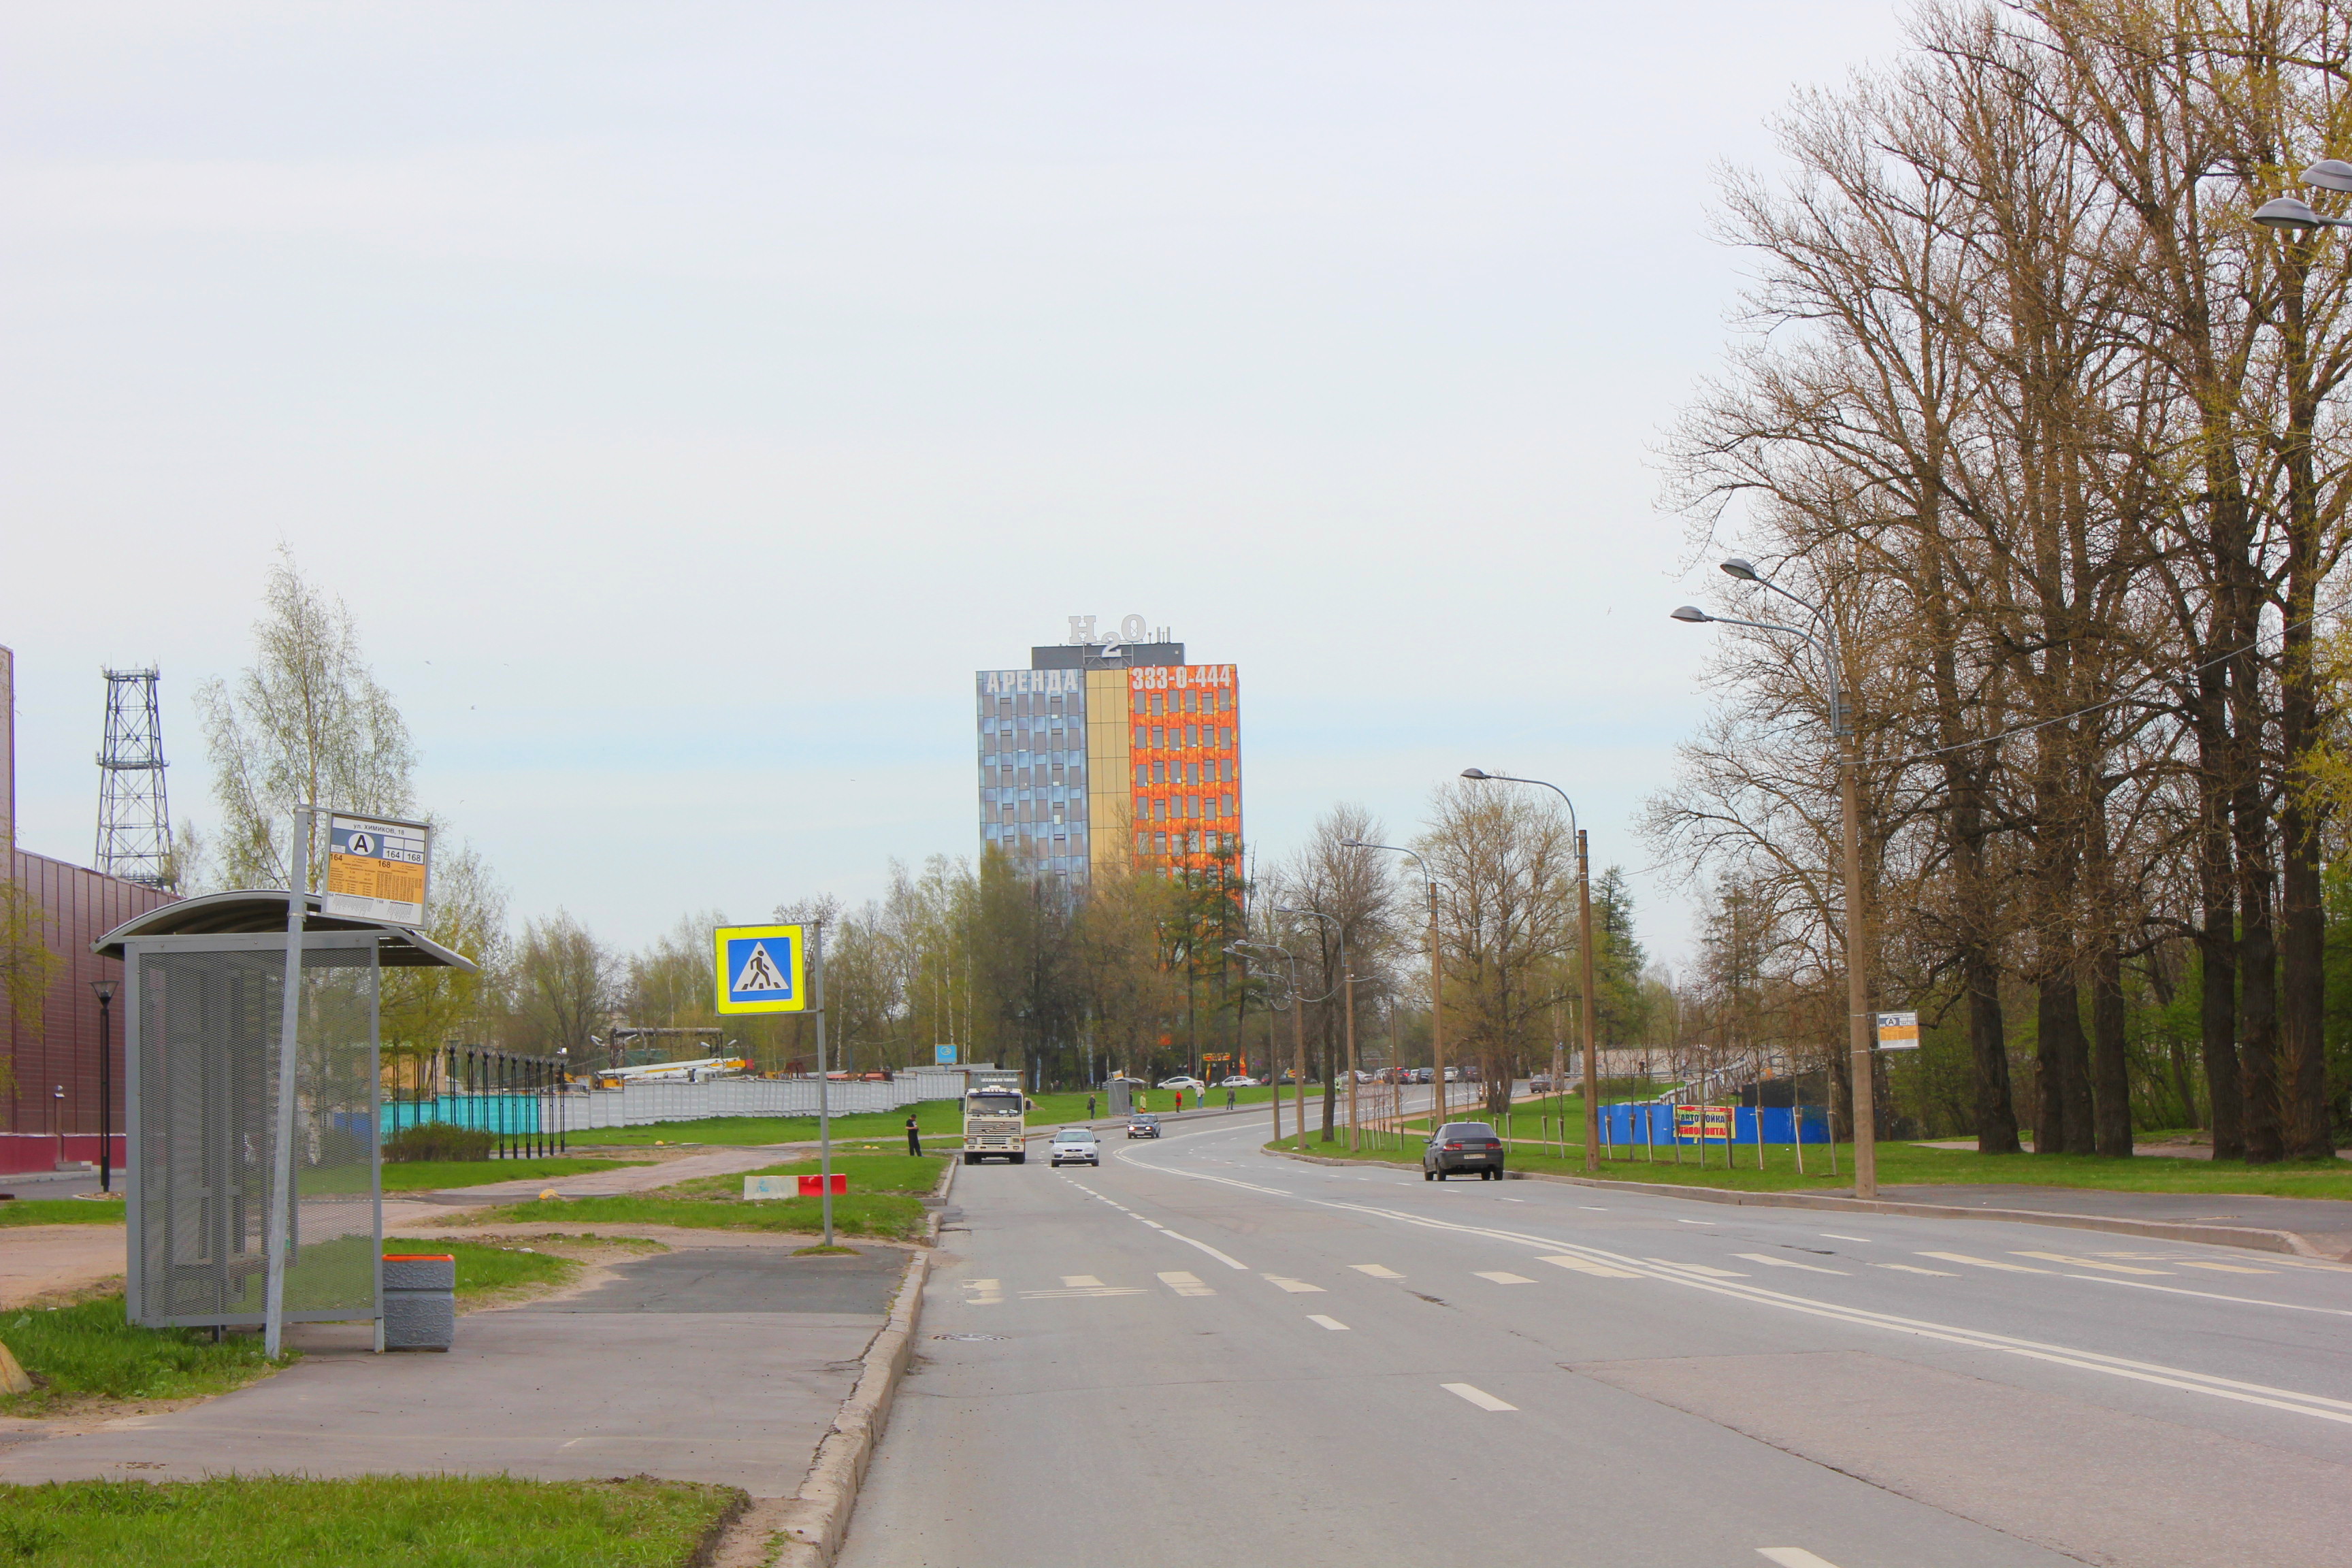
1456,772 -> 1600,1175
1277,906 -> 1356,1150
1224,943 -> 1291,1143
91,981 -> 117,1193
1342,841 -> 1444,1132
1673,555 -> 1878,1197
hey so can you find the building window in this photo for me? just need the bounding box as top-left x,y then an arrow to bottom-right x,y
1224,795 -> 1235,817
1134,694 -> 1147,715
1152,760 -> 1164,783
1155,831 -> 1169,854
1152,726 -> 1164,747
1137,830 -> 1149,853
1134,725 -> 1147,748
1186,725 -> 1200,747
1135,764 -> 1148,785
1154,798 -> 1167,821
1150,693 -> 1164,716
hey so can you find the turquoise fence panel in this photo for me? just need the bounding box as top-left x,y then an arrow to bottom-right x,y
380,1094 -> 544,1139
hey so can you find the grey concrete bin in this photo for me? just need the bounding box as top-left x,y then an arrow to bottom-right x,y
382,1254 -> 456,1350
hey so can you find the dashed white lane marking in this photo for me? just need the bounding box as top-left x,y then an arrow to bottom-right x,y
1735,1253 -> 1848,1275
1820,1233 -> 1871,1243
1019,1284 -> 1145,1299
1757,1550 -> 1843,1568
1647,1259 -> 1748,1277
1264,1275 -> 1325,1293
1307,1314 -> 1350,1331
962,1278 -> 1004,1305
1675,1218 -> 1716,1225
1579,1205 -> 1610,1211
2015,1251 -> 2170,1275
1919,1251 -> 2048,1273
1475,1271 -> 1535,1285
2068,1274 -> 2352,1318
1063,1275 -> 1105,1288
1162,1231 -> 1250,1270
1442,1382 -> 1517,1411
1539,1254 -> 1642,1278
1352,1264 -> 1404,1279
1875,1263 -> 1957,1276
1159,1271 -> 1215,1296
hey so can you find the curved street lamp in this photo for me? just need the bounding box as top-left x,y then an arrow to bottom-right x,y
1458,770 -> 1601,1173
1277,906 -> 1357,1150
1674,556 -> 1880,1198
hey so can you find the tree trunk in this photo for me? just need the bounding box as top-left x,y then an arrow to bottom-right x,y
1966,949 -> 2019,1154
2091,940 -> 2132,1157
2235,791 -> 2284,1164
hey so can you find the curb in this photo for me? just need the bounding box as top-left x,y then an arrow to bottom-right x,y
1260,1147 -> 2340,1260
713,1246 -> 930,1568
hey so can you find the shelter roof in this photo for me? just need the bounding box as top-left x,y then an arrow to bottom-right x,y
91,890 -> 478,971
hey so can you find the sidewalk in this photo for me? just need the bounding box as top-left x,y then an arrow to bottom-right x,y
0,1233 -> 915,1499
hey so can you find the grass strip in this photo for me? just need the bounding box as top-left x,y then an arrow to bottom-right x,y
0,1474 -> 740,1567
662,1152 -> 946,1198
455,1191 -> 927,1239
1273,1127 -> 2352,1200
0,1198 -> 127,1227
574,1083 -> 1301,1149
0,1297 -> 287,1415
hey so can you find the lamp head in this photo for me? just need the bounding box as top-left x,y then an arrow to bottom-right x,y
90,979 -> 116,1003
1718,557 -> 1762,582
1460,768 -> 1492,781
1671,605 -> 1713,623
2255,195 -> 2324,229
1340,839 -> 1365,848
2304,159 -> 2352,193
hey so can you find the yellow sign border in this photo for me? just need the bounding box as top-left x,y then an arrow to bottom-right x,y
714,924 -> 808,1015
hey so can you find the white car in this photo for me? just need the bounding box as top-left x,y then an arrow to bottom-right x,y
1049,1126 -> 1101,1166
1157,1076 -> 1205,1092
1216,1075 -> 1257,1088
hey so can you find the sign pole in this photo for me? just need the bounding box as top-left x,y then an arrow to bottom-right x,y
814,923 -> 832,1247
264,804 -> 312,1360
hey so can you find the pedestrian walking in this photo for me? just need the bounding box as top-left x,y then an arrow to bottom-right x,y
1175,1091 -> 1184,1112
1088,1094 -> 1097,1119
904,1113 -> 922,1157
1226,1088 -> 1236,1109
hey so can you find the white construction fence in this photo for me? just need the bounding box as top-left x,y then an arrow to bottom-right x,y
560,1068 -> 977,1132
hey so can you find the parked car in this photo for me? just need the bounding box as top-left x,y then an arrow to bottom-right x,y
1158,1076 -> 1205,1091
1126,1113 -> 1162,1139
1215,1075 -> 1257,1088
1049,1126 -> 1101,1167
1423,1121 -> 1507,1181
1409,1067 -> 1433,1084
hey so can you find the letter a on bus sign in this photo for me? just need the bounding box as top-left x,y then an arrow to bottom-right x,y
715,924 -> 807,1014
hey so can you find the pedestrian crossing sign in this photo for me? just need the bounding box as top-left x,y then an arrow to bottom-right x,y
715,924 -> 806,1014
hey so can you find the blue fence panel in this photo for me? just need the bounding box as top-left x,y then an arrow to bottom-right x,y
379,1094 -> 544,1139
1597,1103 -> 1830,1143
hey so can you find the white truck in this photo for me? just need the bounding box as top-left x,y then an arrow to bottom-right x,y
962,1070 -> 1028,1164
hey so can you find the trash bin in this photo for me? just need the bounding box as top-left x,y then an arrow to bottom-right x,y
382,1254 -> 456,1350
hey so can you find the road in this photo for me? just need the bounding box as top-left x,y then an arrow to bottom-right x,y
840,1115 -> 2352,1568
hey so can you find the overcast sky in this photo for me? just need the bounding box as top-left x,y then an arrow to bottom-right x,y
0,2 -> 1908,967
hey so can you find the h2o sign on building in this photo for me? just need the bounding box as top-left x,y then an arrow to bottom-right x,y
715,924 -> 808,1015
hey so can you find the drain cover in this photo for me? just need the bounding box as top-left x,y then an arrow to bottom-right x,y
932,1333 -> 1005,1341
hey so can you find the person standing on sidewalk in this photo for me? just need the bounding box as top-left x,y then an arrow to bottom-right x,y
1088,1094 -> 1097,1119
904,1113 -> 922,1156
1226,1088 -> 1236,1109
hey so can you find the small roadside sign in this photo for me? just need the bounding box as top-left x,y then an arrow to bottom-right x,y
1876,1011 -> 1921,1050
934,1044 -> 958,1064
715,924 -> 807,1015
321,813 -> 431,926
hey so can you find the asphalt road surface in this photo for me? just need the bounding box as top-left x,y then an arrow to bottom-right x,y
839,1116 -> 2352,1568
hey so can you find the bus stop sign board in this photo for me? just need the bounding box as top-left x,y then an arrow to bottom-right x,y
322,813 -> 431,926
715,924 -> 807,1015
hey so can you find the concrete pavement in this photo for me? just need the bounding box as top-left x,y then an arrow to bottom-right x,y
838,1115 -> 2352,1568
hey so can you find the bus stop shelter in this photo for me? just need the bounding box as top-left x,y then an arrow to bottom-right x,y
94,892 -> 476,1337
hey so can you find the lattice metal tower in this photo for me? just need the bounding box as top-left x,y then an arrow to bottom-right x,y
96,668 -> 174,887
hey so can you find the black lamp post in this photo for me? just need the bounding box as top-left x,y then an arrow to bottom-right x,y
91,980 -> 117,1192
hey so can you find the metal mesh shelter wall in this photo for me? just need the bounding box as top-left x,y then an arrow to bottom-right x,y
125,935 -> 380,1328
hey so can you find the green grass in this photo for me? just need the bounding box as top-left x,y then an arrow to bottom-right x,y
572,1083 -> 1297,1150
0,1198 -> 127,1226
1277,1118 -> 2352,1200
0,1475 -> 740,1567
0,1296 -> 289,1414
377,1157 -> 645,1193
453,1154 -> 943,1241
423,1239 -> 582,1301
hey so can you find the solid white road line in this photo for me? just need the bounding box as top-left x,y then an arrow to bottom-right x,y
1264,1275 -> 1325,1293
1307,1314 -> 1350,1331
1646,1259 -> 1750,1277
1160,1230 -> 1250,1270
2176,1260 -> 2277,1273
1539,1254 -> 1642,1279
1918,1251 -> 2048,1273
1475,1271 -> 1535,1284
1441,1382 -> 1518,1411
1351,1264 -> 1405,1279
2068,1273 -> 2352,1318
1158,1271 -> 1215,1296
1820,1233 -> 1872,1242
1735,1253 -> 1848,1275
1874,1263 -> 1957,1276
1757,1550 -> 1844,1568
1063,1275 -> 1105,1288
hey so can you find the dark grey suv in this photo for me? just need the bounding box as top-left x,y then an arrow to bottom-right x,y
1423,1122 -> 1505,1180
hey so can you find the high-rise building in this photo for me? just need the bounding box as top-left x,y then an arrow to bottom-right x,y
976,620 -> 1242,886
